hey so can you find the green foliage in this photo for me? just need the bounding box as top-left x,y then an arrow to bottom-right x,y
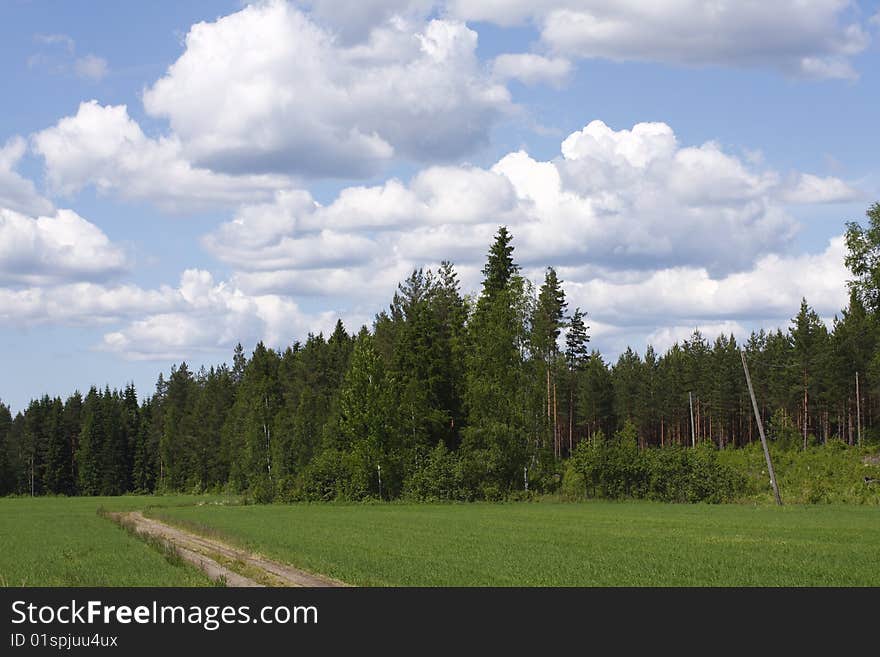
403,443 -> 471,501
566,423 -> 745,503
717,441 -> 880,505
845,201 -> 880,314
294,448 -> 372,502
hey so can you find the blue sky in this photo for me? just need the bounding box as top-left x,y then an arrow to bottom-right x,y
1,0 -> 879,411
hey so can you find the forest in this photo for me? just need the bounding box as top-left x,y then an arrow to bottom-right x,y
1,203 -> 879,502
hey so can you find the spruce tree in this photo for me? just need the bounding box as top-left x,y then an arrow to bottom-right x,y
0,401 -> 12,495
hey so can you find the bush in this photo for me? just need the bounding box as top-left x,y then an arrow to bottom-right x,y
567,424 -> 746,503
560,461 -> 586,501
294,448 -> 371,501
404,443 -> 470,501
717,440 -> 880,504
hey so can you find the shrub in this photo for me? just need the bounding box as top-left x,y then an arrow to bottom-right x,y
295,448 -> 371,501
568,425 -> 746,503
404,442 -> 469,501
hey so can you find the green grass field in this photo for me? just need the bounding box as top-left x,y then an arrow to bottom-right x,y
151,501 -> 880,586
0,496 -> 217,586
3,496 -> 879,586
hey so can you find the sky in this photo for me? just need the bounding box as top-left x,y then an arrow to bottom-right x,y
1,0 -> 879,412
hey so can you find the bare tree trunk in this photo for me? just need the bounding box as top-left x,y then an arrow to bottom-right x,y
546,364 -> 551,452
856,371 -> 862,447
802,368 -> 808,451
848,401 -> 853,446
553,380 -> 559,458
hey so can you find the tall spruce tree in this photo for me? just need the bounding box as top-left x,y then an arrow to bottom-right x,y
532,267 -> 567,456
564,308 -> 590,453
0,401 -> 12,495
463,227 -> 532,493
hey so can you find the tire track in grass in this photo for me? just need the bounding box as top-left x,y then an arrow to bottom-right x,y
104,511 -> 347,587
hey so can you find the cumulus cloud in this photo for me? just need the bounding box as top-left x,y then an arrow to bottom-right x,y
0,207 -> 127,286
194,118 -> 852,359
142,0 -> 511,177
562,235 -> 848,327
446,0 -> 870,79
32,101 -> 291,210
560,235 -> 848,357
0,137 -> 54,216
297,0 -> 434,42
99,270 -> 340,360
0,282 -> 174,327
0,265 -> 343,360
780,172 -> 860,204
492,53 -> 572,87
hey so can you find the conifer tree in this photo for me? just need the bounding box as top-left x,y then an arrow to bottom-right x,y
532,267 -> 567,456
0,401 -> 12,495
464,227 -> 531,493
564,308 -> 590,453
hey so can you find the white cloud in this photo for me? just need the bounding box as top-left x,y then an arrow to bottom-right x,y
99,270 -> 339,360
32,101 -> 291,210
492,53 -> 572,87
780,173 -> 860,204
14,109 -> 856,362
0,207 -> 127,286
0,137 -> 54,216
447,0 -> 870,79
562,235 -> 848,327
74,55 -> 108,81
202,118 -> 849,335
297,0 -> 434,42
644,322 -> 749,355
142,1 -> 511,177
559,234 -> 848,359
0,265 -> 342,360
0,282 -> 174,327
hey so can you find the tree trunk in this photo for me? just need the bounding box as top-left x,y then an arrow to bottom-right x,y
802,368 -> 808,451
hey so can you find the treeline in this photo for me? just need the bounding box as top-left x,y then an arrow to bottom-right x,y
2,206 -> 880,501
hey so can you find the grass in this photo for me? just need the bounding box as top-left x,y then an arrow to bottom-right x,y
718,441 -> 880,504
0,495 -> 221,586
4,493 -> 879,586
151,501 -> 880,586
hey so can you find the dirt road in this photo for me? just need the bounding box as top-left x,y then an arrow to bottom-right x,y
106,511 -> 346,588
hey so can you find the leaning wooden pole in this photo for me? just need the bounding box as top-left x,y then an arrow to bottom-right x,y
856,371 -> 862,447
688,391 -> 696,448
741,350 -> 783,506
